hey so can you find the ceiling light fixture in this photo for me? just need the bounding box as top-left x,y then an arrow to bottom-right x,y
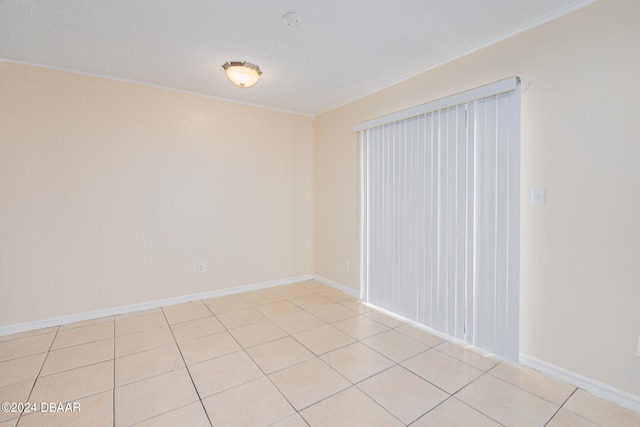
222,61 -> 262,88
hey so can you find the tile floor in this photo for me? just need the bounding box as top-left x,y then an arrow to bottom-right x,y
1,280 -> 639,426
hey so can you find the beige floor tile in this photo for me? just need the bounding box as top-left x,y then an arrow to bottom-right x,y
0,353 -> 46,388
547,408 -> 601,427
202,377 -> 294,426
358,365 -> 449,424
317,289 -> 357,303
435,340 -> 500,371
361,330 -> 428,362
115,368 -> 199,426
116,308 -> 163,320
298,280 -> 332,293
17,389 -> 112,427
41,338 -> 113,376
0,332 -> 55,363
0,327 -> 58,344
162,301 -> 213,325
269,358 -> 350,410
240,289 -> 286,306
395,324 -> 446,347
293,325 -> 355,356
0,381 -> 34,423
134,402 -> 210,427
216,307 -> 267,329
170,316 -> 225,342
401,349 -> 483,394
256,300 -> 304,319
51,322 -> 113,350
269,413 -> 309,427
363,310 -> 405,328
455,374 -> 559,427
290,294 -> 334,310
308,304 -> 357,323
321,342 -> 394,383
0,418 -> 17,427
271,312 -> 326,335
115,311 -> 167,336
246,336 -> 314,374
563,389 -> 640,426
58,316 -> 113,331
115,344 -> 184,387
115,326 -> 174,358
178,331 -> 241,365
300,386 -> 403,427
30,360 -> 113,404
203,294 -> 251,314
340,301 -> 372,314
412,397 -> 502,427
228,320 -> 288,349
272,284 -> 316,299
332,315 -> 388,340
489,361 -> 576,405
189,350 -> 263,398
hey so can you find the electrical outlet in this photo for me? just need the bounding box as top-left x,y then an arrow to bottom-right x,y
198,262 -> 205,273
637,336 -> 640,358
344,258 -> 350,270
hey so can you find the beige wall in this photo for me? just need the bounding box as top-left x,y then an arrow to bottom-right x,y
314,0 -> 640,396
0,62 -> 314,326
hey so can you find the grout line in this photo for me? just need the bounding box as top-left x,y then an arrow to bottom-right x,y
159,307 -> 214,427
15,325 -> 60,425
0,334 -> 60,365
433,394 -> 507,427
126,402 -> 203,427
485,363 -> 578,408
543,388 -> 580,427
239,333 -> 301,422
351,363 -> 409,425
409,395 -> 457,425
0,326 -> 59,345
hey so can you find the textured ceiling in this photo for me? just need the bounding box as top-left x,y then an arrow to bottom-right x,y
0,0 -> 597,115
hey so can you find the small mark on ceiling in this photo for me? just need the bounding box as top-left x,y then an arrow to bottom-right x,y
282,12 -> 302,27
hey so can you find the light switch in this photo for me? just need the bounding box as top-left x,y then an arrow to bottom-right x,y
532,188 -> 545,206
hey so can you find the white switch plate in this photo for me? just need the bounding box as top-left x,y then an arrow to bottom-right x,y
637,336 -> 640,358
532,187 -> 545,206
344,258 -> 350,270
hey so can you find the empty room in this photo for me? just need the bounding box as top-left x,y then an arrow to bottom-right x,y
1,0 -> 639,426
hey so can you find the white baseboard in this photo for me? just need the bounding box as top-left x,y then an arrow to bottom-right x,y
0,274 -> 314,337
520,354 -> 640,413
312,275 -> 361,298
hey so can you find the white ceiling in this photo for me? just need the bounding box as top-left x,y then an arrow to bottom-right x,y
0,0 -> 596,115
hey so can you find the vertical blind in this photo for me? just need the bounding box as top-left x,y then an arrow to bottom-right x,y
356,78 -> 520,360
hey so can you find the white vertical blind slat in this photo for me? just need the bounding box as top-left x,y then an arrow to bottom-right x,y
454,105 -> 467,340
446,107 -> 456,336
506,88 -> 521,361
465,103 -> 475,343
495,93 -> 510,356
435,109 -> 448,332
